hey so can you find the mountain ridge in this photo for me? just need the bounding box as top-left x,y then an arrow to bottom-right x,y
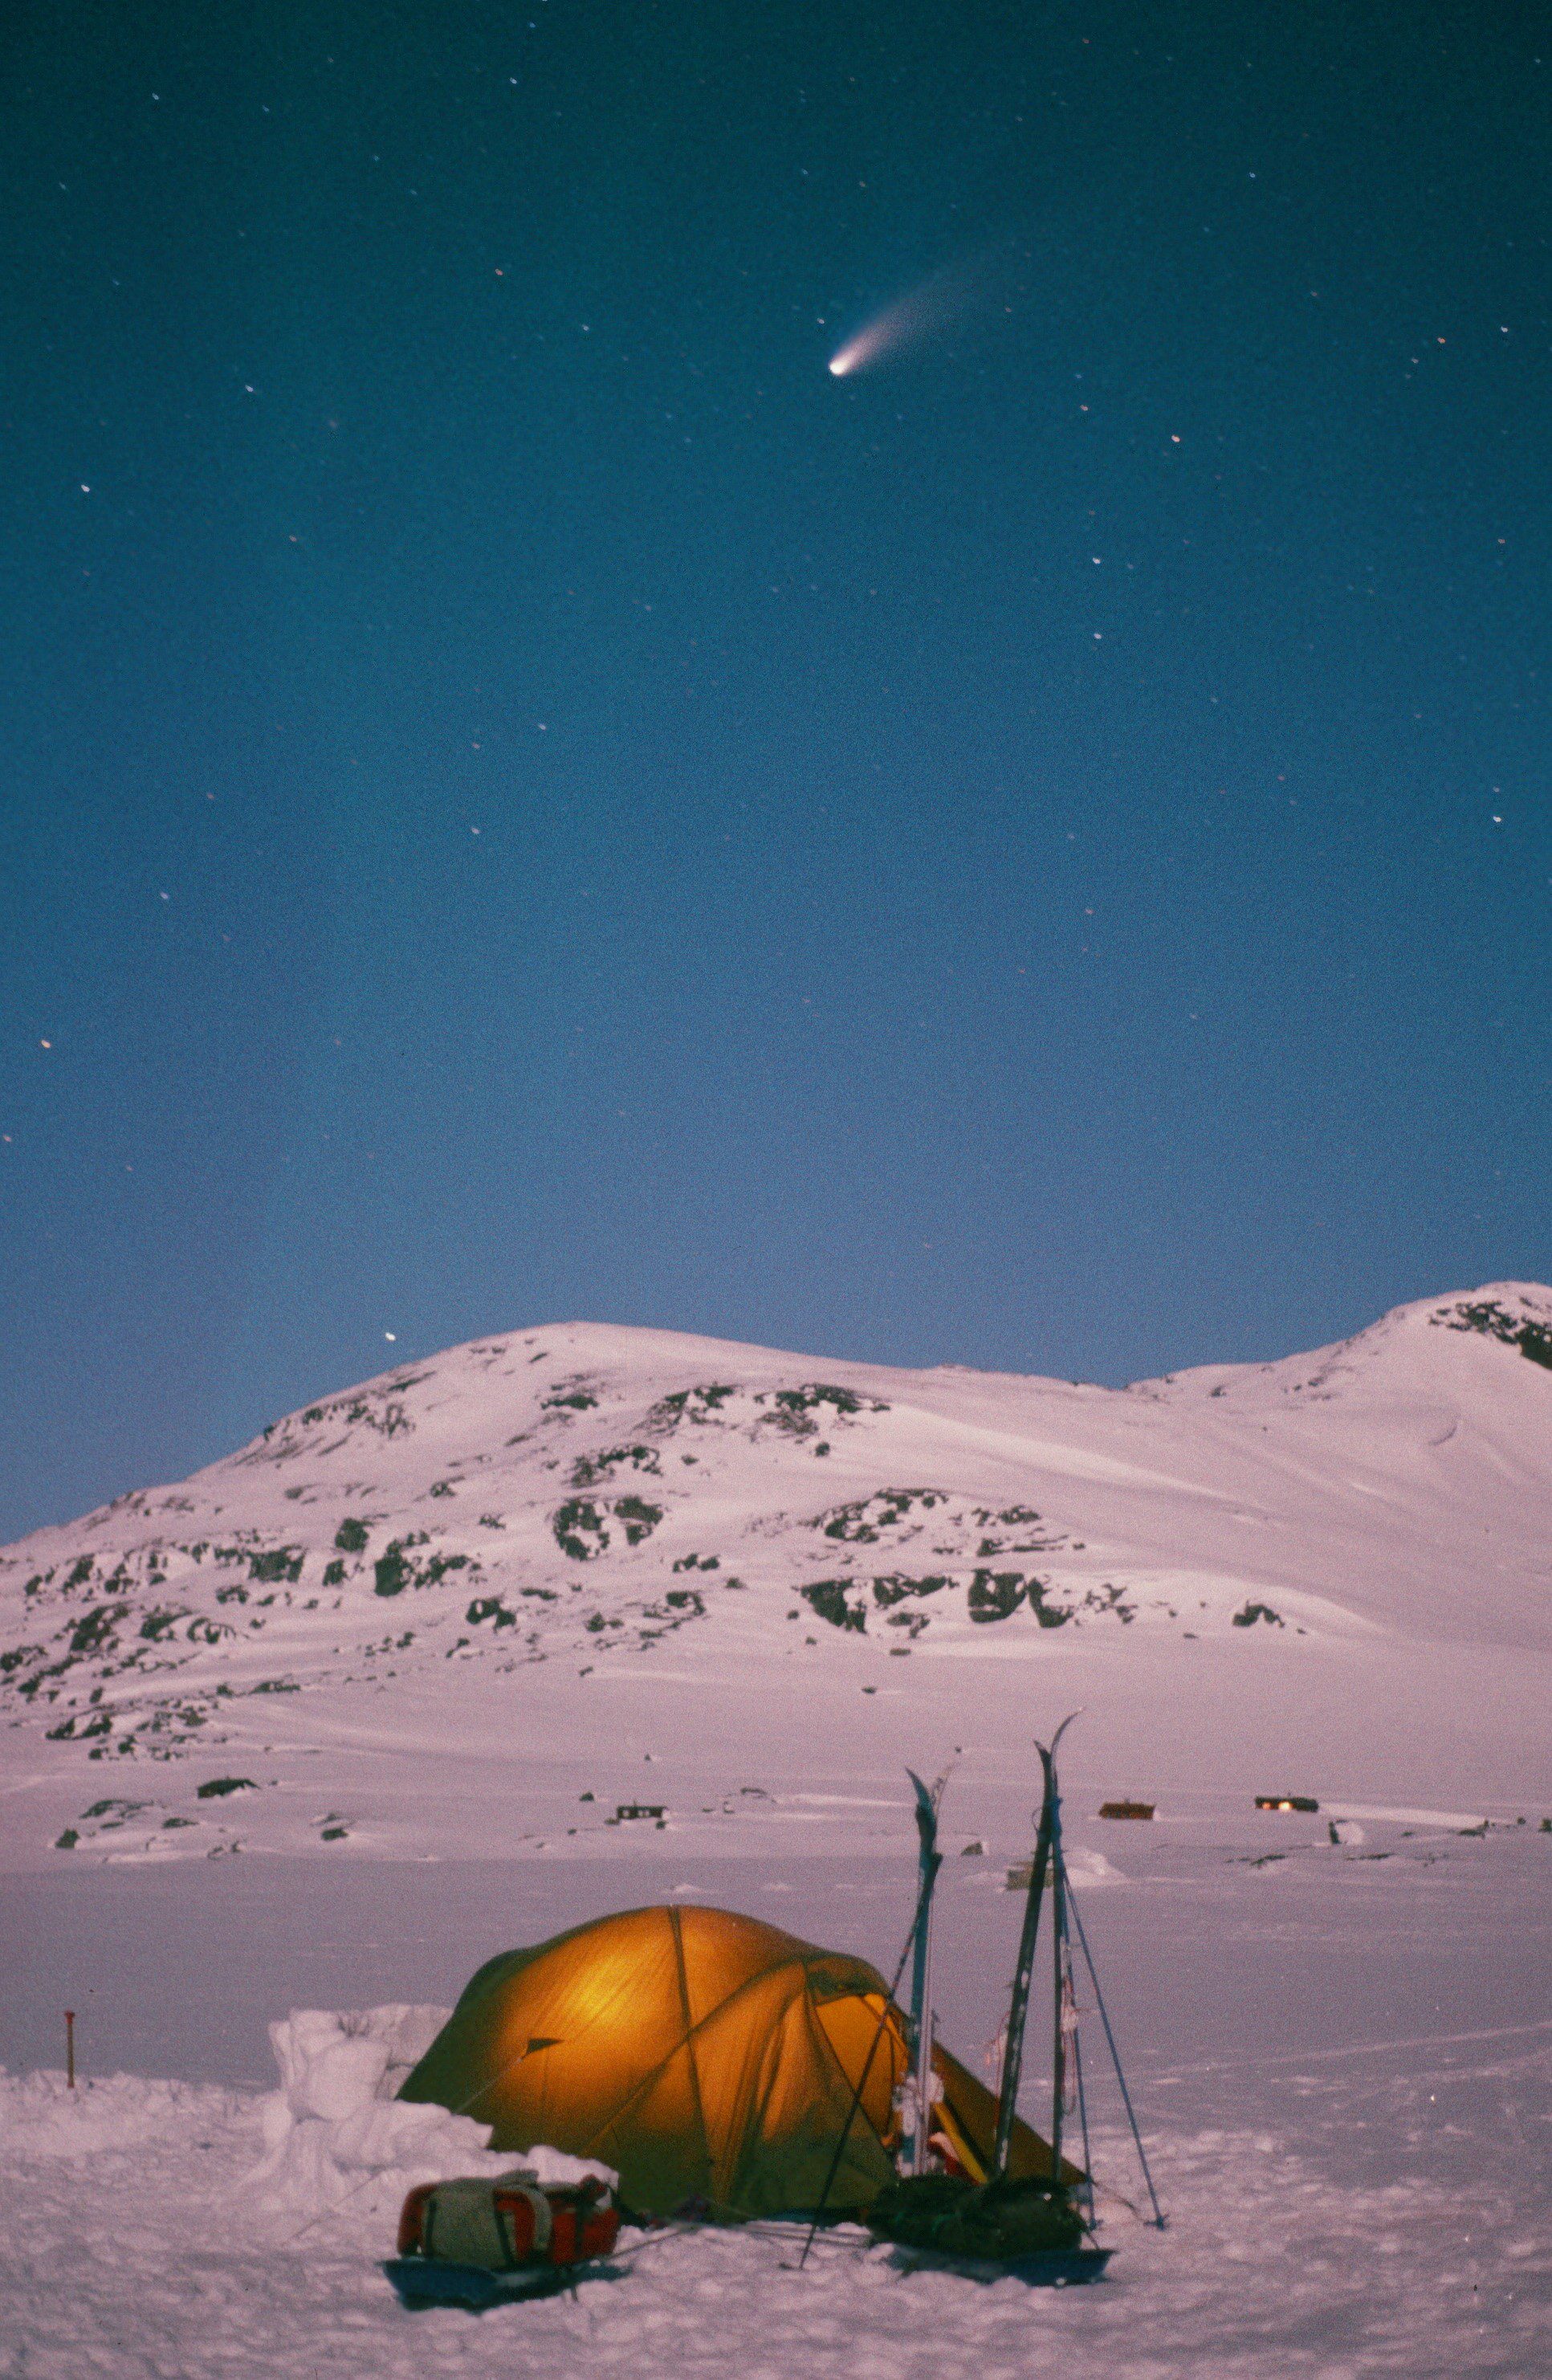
2,1282 -> 1547,1863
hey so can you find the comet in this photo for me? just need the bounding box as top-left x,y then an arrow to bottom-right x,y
828,255 -> 994,378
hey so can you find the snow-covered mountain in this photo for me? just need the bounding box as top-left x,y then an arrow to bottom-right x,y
2,1284 -> 1548,1864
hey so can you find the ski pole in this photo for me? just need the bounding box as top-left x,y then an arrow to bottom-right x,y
1064,1882 -> 1165,2227
795,1869 -> 935,2269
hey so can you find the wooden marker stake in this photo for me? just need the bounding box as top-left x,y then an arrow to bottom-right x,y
65,2010 -> 75,2089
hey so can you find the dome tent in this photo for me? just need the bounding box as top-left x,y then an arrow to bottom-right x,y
398,1902 -> 1065,2220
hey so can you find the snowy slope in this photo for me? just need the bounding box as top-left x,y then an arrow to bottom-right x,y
2,1284 -> 1548,1866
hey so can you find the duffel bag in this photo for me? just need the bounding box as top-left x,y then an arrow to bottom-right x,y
397,2171 -> 620,2271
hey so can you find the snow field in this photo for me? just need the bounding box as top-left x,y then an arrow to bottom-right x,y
1,2051 -> 1546,2380
3,1822 -> 1549,2380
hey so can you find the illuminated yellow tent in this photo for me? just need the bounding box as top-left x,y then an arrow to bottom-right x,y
398,1902 -> 1067,2219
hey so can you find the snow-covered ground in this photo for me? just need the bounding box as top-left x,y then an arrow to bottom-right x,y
1,2086 -> 1545,2380
3,1781 -> 1548,2374
1,1285 -> 1548,2372
4,1818 -> 1548,2378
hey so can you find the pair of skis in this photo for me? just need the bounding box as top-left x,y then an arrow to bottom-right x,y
796,1719 -> 1162,2273
899,1734 -> 1061,2187
909,1719 -> 1163,2225
900,1763 -> 949,2176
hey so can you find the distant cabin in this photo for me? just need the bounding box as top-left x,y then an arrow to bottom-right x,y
1098,1800 -> 1155,1820
609,1803 -> 666,1825
1255,1795 -> 1319,1813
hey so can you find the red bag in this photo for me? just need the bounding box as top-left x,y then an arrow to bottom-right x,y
397,2173 -> 620,2270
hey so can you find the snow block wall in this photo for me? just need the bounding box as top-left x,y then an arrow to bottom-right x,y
244,2003 -> 615,2222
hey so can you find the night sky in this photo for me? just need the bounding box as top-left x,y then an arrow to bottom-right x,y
2,2 -> 1548,1540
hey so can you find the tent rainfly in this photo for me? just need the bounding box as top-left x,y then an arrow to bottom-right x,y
399,1903 -> 1070,2221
